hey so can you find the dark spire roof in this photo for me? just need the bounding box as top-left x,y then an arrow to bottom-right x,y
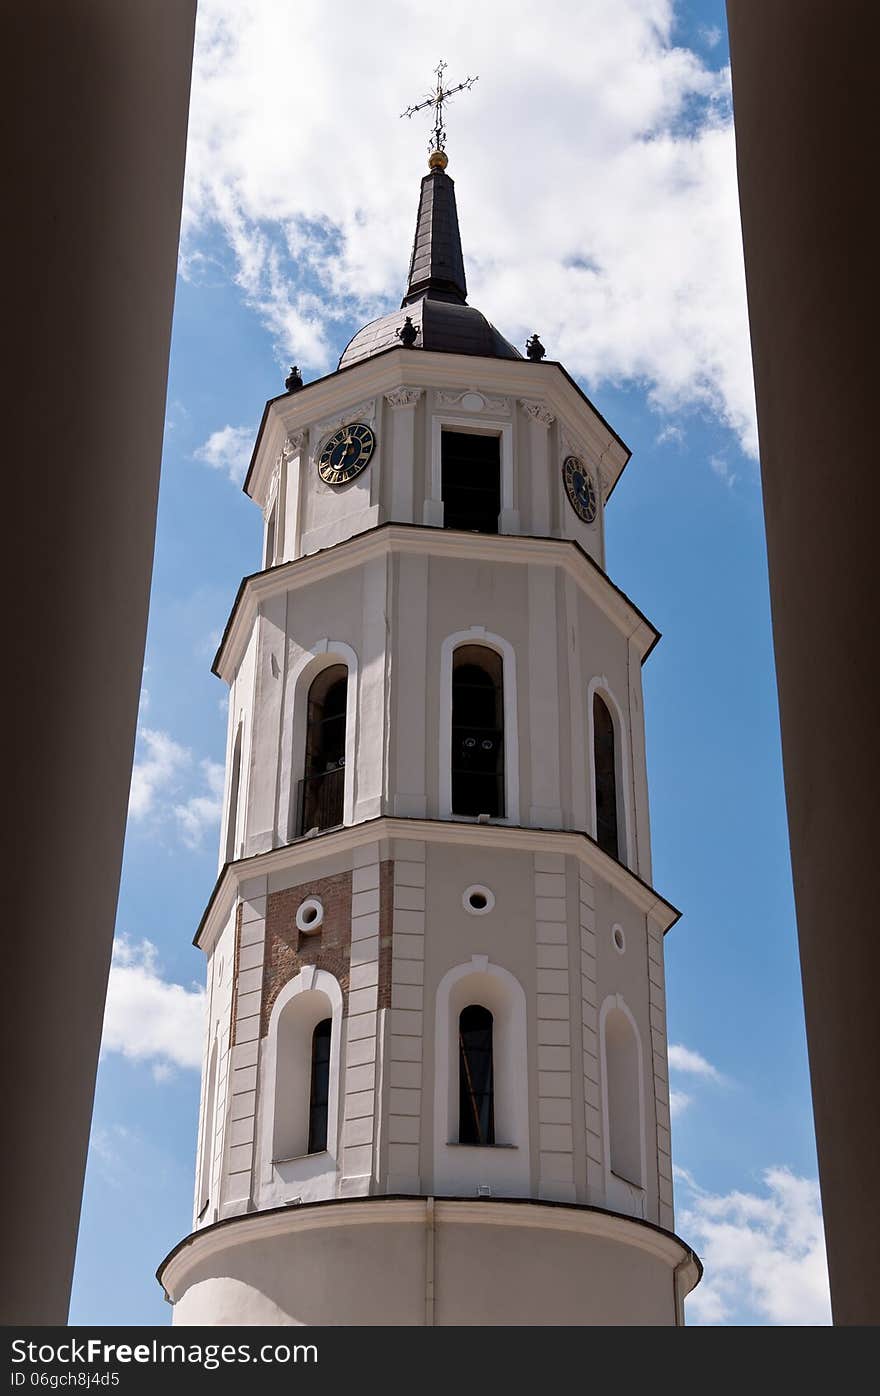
338,157 -> 520,368
401,167 -> 468,307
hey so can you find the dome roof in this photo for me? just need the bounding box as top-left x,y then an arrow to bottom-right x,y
337,163 -> 522,370
339,297 -> 521,369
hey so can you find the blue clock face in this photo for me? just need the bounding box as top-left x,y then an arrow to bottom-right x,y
562,455 -> 598,524
317,422 -> 376,486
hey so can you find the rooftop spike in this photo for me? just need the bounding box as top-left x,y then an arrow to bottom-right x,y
401,163 -> 468,307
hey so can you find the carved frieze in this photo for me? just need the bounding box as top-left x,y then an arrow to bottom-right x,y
384,386 -> 424,409
435,388 -> 510,414
314,398 -> 377,441
519,398 -> 555,427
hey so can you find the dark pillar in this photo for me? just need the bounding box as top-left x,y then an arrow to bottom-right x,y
726,1 -> 879,1325
3,0 -> 197,1323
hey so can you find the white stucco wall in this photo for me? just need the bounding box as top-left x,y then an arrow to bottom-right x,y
180,349 -> 688,1325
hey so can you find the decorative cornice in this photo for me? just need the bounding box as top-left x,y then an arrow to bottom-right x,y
212,524 -> 659,686
519,398 -> 555,427
193,815 -> 679,955
283,431 -> 305,457
314,397 -> 376,442
436,388 -> 509,413
384,386 -> 423,410
244,353 -> 631,506
157,1195 -> 701,1303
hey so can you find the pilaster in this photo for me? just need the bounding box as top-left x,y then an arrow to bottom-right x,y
534,852 -> 576,1201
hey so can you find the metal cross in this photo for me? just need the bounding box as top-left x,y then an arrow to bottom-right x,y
400,60 -> 478,157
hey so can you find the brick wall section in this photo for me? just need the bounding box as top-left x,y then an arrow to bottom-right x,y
378,859 -> 394,1009
228,902 -> 243,1052
259,869 -> 354,1038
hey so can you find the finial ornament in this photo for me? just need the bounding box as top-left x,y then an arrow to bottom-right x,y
284,365 -> 304,392
525,334 -> 546,362
401,60 -> 478,167
396,315 -> 418,348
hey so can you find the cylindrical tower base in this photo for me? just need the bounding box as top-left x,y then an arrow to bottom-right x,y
160,1197 -> 700,1326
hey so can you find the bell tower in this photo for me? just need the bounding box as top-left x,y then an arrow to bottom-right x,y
158,117 -> 701,1324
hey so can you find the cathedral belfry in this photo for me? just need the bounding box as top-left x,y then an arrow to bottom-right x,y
158,82 -> 701,1324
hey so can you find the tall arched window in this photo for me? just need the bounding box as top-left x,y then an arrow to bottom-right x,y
198,1039 -> 218,1218
458,1004 -> 495,1145
604,1006 -> 642,1187
224,722 -> 243,864
299,664 -> 347,834
593,693 -> 619,859
451,646 -> 504,818
273,988 -> 336,1162
308,1018 -> 332,1154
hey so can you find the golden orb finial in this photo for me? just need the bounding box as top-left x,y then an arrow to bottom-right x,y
428,148 -> 449,171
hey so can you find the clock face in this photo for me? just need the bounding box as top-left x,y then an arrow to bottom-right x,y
317,422 -> 376,487
562,455 -> 598,524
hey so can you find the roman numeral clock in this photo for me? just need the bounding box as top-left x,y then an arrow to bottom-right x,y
316,422 -> 377,487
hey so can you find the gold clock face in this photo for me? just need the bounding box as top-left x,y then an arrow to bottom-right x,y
317,422 -> 376,487
562,455 -> 598,524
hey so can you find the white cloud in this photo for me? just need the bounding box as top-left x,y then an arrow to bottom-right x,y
656,423 -> 684,446
679,1167 -> 831,1326
710,452 -> 737,488
181,0 -> 757,455
174,759 -> 225,849
101,937 -> 205,1077
667,1043 -> 726,1117
89,1124 -> 136,1189
128,728 -> 190,819
668,1042 -> 724,1082
194,423 -> 256,485
669,1087 -> 693,1117
699,24 -> 722,48
128,727 -> 225,852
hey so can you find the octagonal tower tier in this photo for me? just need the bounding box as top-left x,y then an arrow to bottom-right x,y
158,153 -> 701,1326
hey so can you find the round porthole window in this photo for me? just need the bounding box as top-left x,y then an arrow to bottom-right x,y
463,885 -> 495,916
612,923 -> 626,955
296,897 -> 324,934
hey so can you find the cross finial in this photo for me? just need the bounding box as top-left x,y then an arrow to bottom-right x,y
401,60 -> 478,169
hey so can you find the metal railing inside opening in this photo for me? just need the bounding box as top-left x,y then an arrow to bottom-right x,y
297,763 -> 345,836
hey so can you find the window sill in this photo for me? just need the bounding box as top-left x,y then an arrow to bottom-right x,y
610,1169 -> 644,1191
446,1141 -> 517,1149
272,1150 -> 330,1165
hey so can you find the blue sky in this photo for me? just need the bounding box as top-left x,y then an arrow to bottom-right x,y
69,0 -> 829,1326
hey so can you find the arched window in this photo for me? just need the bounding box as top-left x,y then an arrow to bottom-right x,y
308,1018 -> 332,1155
299,664 -> 347,834
458,1005 -> 495,1145
264,499 -> 278,567
451,646 -> 504,818
224,721 -> 243,864
593,693 -> 619,859
604,1006 -> 642,1187
197,1039 -> 218,1219
273,988 -> 336,1162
